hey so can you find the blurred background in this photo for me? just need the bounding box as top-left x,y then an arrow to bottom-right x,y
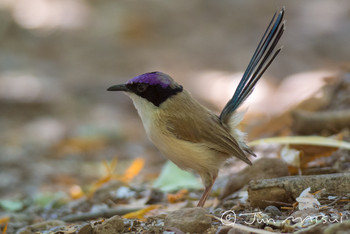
0,0 -> 349,199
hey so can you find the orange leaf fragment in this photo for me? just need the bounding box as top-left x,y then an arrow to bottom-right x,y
87,158 -> 118,198
0,217 -> 9,224
122,205 -> 160,220
0,217 -> 9,234
121,158 -> 145,183
167,189 -> 189,203
86,157 -> 144,198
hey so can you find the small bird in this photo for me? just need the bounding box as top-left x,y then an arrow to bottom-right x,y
108,8 -> 285,207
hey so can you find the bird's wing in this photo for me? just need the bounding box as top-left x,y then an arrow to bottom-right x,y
166,113 -> 252,165
219,8 -> 285,124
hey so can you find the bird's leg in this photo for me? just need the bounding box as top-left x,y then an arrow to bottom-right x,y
197,175 -> 217,207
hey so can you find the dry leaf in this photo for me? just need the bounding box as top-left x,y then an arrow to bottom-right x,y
121,158 -> 145,183
122,205 -> 160,220
87,158 -> 118,198
248,136 -> 350,149
167,189 -> 188,204
0,217 -> 9,234
296,187 -> 320,210
87,157 -> 144,198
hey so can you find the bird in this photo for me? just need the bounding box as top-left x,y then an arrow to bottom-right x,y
107,8 -> 285,207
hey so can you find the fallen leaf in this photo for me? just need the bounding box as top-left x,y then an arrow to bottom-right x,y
153,161 -> 202,192
296,187 -> 321,210
248,136 -> 350,149
122,205 -> 160,220
121,158 -> 145,183
87,158 -> 118,198
167,189 -> 188,204
87,157 -> 144,198
0,217 -> 9,234
0,200 -> 23,211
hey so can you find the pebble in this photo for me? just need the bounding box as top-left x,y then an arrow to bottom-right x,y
94,215 -> 124,234
264,205 -> 282,216
164,207 -> 212,233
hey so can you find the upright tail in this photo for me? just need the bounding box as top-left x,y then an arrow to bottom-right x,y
219,8 -> 285,123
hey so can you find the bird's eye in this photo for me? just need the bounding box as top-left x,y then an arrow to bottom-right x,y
136,83 -> 149,93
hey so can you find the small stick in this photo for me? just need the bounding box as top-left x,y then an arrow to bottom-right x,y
61,207 -> 142,222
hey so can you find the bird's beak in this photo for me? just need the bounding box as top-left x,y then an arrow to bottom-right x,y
107,84 -> 129,92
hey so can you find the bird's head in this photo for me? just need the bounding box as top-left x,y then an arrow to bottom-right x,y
107,71 -> 183,107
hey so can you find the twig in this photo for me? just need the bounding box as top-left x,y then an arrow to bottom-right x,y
248,173 -> 350,208
292,110 -> 350,134
61,207 -> 142,222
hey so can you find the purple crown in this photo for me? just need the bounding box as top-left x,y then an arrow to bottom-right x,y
127,72 -> 172,88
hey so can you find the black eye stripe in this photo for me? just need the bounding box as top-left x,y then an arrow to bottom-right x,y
137,83 -> 149,92
126,83 -> 182,106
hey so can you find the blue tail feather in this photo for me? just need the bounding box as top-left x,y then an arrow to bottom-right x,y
219,8 -> 285,123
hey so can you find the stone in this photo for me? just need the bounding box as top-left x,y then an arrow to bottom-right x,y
164,207 -> 212,233
94,215 -> 124,234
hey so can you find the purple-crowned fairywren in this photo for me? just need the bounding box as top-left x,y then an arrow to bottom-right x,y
108,8 -> 285,207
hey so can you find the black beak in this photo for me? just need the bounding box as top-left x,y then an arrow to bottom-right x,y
107,84 -> 129,91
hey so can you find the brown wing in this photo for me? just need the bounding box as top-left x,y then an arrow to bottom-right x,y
166,111 -> 252,165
